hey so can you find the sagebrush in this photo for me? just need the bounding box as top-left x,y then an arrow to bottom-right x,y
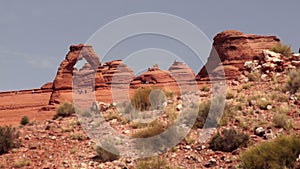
286,69 -> 300,94
209,128 -> 249,152
54,102 -> 75,119
240,135 -> 300,169
0,125 -> 20,155
271,42 -> 292,57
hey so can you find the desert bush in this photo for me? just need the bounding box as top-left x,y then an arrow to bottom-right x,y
271,42 -> 292,57
54,102 -> 75,119
200,85 -> 210,92
70,132 -> 87,140
0,125 -> 20,155
226,89 -> 235,99
192,100 -> 211,128
103,109 -> 129,124
132,122 -> 165,138
191,96 -> 227,128
240,135 -> 300,169
248,71 -> 261,82
257,99 -> 271,110
209,128 -> 249,152
20,116 -> 29,125
132,122 -> 182,153
131,87 -> 166,111
272,113 -> 291,130
95,143 -> 120,162
13,159 -> 31,168
286,69 -> 300,94
135,156 -> 180,169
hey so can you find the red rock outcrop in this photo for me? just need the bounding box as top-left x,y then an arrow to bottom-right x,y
49,44 -> 105,105
99,60 -> 134,85
197,30 -> 280,81
168,61 -> 195,83
130,64 -> 176,87
40,82 -> 53,90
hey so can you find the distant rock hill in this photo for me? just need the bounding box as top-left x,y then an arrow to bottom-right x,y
47,30 -> 286,104
2,29 -> 299,120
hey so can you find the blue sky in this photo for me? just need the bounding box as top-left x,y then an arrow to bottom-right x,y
0,1 -> 299,91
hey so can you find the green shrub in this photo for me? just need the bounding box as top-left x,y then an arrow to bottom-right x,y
95,144 -> 119,162
193,96 -> 226,128
131,87 -> 166,111
240,135 -> 300,169
209,129 -> 249,152
132,123 -> 165,138
286,69 -> 300,94
70,132 -> 87,140
248,71 -> 261,82
54,102 -> 75,119
271,42 -> 292,58
135,156 -> 180,169
0,125 -> 20,155
272,113 -> 291,130
20,116 -> 29,125
226,89 -> 235,99
192,100 -> 211,128
200,85 -> 210,92
257,99 -> 271,110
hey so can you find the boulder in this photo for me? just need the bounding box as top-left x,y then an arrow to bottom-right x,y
197,30 -> 280,81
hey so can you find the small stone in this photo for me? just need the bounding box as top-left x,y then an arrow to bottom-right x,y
28,143 -> 38,150
45,125 -> 51,130
261,74 -> 268,81
184,145 -> 191,150
290,94 -> 297,100
263,129 -> 275,140
176,104 -> 183,111
24,135 -> 30,140
267,105 -> 272,110
255,127 -> 265,137
125,159 -> 132,163
232,149 -> 240,155
50,136 -> 57,140
204,158 -> 217,168
123,130 -> 130,134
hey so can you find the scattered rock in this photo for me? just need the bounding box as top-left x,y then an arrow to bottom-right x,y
204,158 -> 217,168
254,127 -> 265,137
263,129 -> 275,140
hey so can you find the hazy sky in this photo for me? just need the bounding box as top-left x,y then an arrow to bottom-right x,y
0,1 -> 299,91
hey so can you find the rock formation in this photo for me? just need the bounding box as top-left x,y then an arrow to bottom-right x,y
197,30 -> 280,81
99,60 -> 134,85
49,44 -> 105,105
130,64 -> 176,87
168,61 -> 195,83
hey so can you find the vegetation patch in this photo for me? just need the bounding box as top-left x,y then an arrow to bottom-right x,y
54,102 -> 75,119
209,128 -> 249,152
286,69 -> 300,94
131,87 -> 167,111
240,135 -> 300,169
95,144 -> 120,162
271,42 -> 292,58
0,125 -> 20,155
135,156 -> 181,169
20,116 -> 29,125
